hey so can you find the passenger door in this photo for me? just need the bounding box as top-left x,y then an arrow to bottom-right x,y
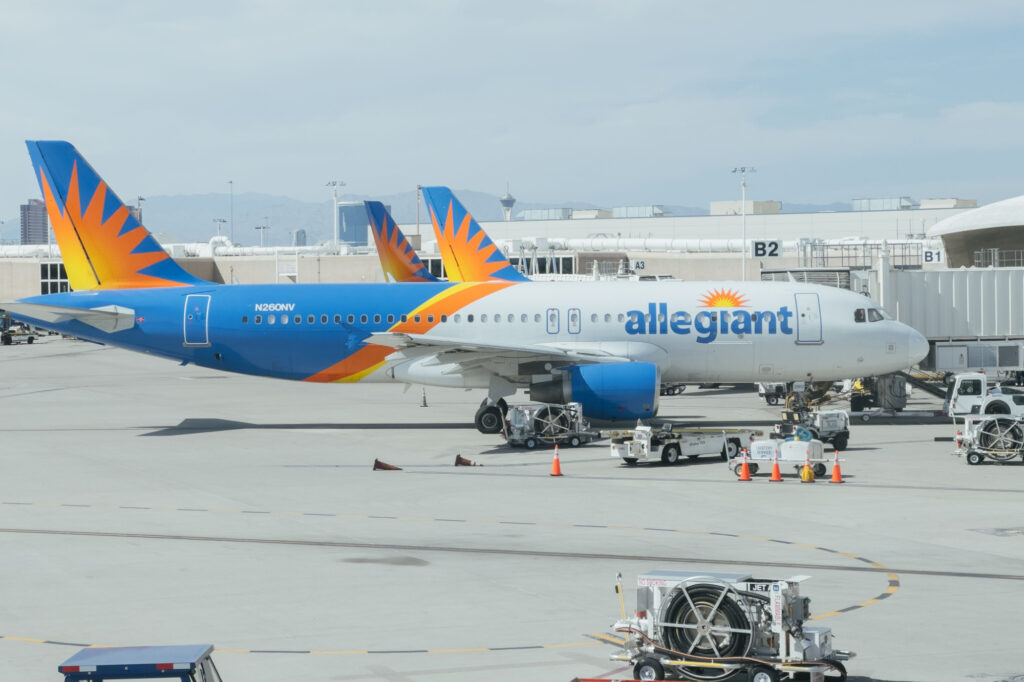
183,294 -> 211,346
794,293 -> 822,344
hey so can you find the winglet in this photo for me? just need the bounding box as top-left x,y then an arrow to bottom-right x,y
25,141 -> 206,290
420,186 -> 529,282
365,201 -> 438,282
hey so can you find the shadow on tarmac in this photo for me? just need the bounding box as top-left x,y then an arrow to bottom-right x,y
142,417 -> 474,436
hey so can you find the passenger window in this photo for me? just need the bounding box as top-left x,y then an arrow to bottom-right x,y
334,314 -> 341,323
387,314 -> 394,323
495,315 -> 500,323
481,314 -> 488,322
867,309 -> 884,322
854,309 -> 866,323
604,313 -> 611,323
617,313 -> 625,323
521,314 -> 527,323
414,314 -> 422,323
373,314 -> 381,323
322,315 -> 329,324
401,314 -> 408,323
268,314 -> 276,325
294,315 -> 302,324
468,314 -> 474,322
307,315 -> 315,324
427,314 -> 434,323
281,315 -> 289,325
440,314 -> 447,322
591,313 -> 598,323
534,314 -> 541,323
347,315 -> 354,324
360,314 -> 368,323
255,315 -> 262,324
508,314 -> 514,323
453,314 -> 461,323
242,316 -> 248,324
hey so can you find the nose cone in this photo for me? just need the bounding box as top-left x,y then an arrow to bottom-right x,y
908,327 -> 929,366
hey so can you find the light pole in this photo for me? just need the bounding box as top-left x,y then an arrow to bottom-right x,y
228,180 -> 234,244
135,195 -> 145,224
255,223 -> 269,247
326,180 -> 346,247
213,218 -> 226,236
732,167 -> 756,280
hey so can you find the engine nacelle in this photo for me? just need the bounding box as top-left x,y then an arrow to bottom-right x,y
529,362 -> 659,422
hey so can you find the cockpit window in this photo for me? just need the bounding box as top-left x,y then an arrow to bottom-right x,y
867,309 -> 884,322
854,309 -> 866,323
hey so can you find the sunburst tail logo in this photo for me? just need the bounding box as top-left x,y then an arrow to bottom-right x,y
698,288 -> 749,308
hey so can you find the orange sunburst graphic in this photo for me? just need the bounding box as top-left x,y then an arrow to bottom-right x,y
698,288 -> 749,308
430,200 -> 508,282
39,162 -> 182,290
370,216 -> 431,282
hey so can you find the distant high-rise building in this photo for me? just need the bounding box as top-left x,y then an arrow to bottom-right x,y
337,202 -> 389,247
20,199 -> 48,245
293,229 -> 307,247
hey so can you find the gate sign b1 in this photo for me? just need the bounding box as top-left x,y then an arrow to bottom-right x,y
752,239 -> 782,258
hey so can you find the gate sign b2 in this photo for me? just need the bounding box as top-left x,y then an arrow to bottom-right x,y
752,239 -> 782,258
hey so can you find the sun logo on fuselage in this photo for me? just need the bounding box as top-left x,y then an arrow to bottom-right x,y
699,288 -> 749,308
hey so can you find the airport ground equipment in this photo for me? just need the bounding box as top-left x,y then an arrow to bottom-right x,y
59,644 -> 223,682
609,424 -> 764,466
660,383 -> 687,396
953,414 -> 1024,465
503,401 -> 598,449
943,372 -> 1024,417
758,382 -> 787,406
737,437 -> 829,477
776,409 -> 850,451
611,570 -> 853,681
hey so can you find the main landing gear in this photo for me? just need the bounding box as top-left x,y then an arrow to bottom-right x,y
474,398 -> 508,434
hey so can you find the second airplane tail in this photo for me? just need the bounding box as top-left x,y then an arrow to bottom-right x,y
25,140 -> 206,290
366,201 -> 439,282
420,186 -> 529,283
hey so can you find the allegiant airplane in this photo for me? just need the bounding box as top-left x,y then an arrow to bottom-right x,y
8,141 -> 929,434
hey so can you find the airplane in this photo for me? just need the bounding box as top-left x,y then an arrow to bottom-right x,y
366,200 -> 440,283
8,141 -> 929,436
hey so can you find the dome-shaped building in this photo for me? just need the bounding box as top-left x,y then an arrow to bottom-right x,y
928,195 -> 1024,267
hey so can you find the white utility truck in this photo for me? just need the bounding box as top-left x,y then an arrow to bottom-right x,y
943,372 -> 1024,417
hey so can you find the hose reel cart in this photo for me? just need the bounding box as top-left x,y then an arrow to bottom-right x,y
611,571 -> 853,681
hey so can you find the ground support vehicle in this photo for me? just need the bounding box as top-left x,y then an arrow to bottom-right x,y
611,570 -> 853,681
502,401 -> 598,449
59,644 -> 224,682
777,409 -> 850,450
609,424 -> 764,466
757,382 -> 787,406
1,323 -> 35,345
660,383 -> 687,396
736,437 -> 829,477
953,414 -> 1024,465
943,372 -> 1024,417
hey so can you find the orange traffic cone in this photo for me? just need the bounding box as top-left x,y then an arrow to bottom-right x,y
769,452 -> 783,482
800,453 -> 815,483
373,458 -> 402,471
737,450 -> 752,481
550,445 -> 563,477
830,450 -> 845,484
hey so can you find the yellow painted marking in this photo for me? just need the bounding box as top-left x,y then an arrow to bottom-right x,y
884,586 -> 899,594
588,633 -> 627,646
887,573 -> 900,581
809,610 -> 841,620
837,551 -> 861,560
4,636 -> 45,643
858,598 -> 881,607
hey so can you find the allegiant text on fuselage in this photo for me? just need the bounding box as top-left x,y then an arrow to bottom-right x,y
625,302 -> 795,344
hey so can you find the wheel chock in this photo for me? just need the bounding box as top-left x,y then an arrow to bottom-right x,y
373,458 -> 402,471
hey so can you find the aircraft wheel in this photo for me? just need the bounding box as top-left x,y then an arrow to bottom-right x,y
474,405 -> 503,434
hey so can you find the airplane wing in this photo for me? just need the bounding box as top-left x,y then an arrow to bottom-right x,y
3,302 -> 136,333
370,331 -> 628,363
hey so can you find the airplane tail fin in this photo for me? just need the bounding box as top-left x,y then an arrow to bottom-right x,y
365,201 -> 439,282
420,186 -> 529,282
25,141 -> 206,290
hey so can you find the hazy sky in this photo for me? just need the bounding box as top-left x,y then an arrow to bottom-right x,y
3,0 -> 1023,221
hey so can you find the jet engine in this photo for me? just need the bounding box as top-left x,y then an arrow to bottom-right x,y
529,362 -> 659,422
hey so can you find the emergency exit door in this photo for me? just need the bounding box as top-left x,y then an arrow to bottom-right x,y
183,294 -> 211,346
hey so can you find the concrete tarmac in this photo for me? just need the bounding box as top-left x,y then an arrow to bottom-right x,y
2,337 -> 1023,682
